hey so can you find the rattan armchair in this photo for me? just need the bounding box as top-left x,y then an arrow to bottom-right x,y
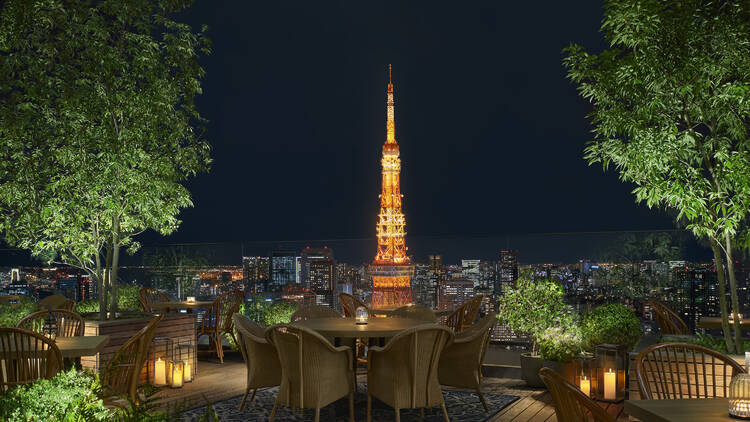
266,324 -> 355,422
198,290 -> 243,364
367,324 -> 455,422
101,315 -> 164,403
17,309 -> 85,337
649,299 -> 689,335
445,295 -> 483,332
635,342 -> 745,400
539,367 -> 616,422
290,305 -> 342,322
392,304 -> 437,322
438,312 -> 497,411
339,293 -> 373,318
138,287 -> 171,313
0,327 -> 63,392
233,314 -> 281,411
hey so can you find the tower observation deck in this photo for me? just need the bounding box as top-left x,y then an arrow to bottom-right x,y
369,65 -> 414,308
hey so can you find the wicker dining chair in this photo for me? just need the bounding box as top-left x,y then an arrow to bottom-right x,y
649,299 -> 689,336
392,304 -> 437,322
635,342 -> 745,400
0,327 -> 63,392
233,314 -> 281,411
17,309 -> 85,337
101,314 -> 164,404
438,312 -> 498,412
198,290 -> 243,364
367,324 -> 455,422
265,324 -> 355,422
445,296 -> 483,332
339,293 -> 373,318
37,294 -> 72,311
290,305 -> 342,322
539,367 -> 616,422
138,287 -> 171,313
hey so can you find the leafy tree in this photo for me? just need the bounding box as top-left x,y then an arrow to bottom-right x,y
0,0 -> 211,319
142,245 -> 212,300
564,0 -> 750,353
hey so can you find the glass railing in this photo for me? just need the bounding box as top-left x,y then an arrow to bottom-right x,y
1,230 -> 742,347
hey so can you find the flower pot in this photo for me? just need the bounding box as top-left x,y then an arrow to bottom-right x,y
520,353 -> 545,387
543,360 -> 575,384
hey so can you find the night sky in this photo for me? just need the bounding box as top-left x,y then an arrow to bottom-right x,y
146,1 -> 677,259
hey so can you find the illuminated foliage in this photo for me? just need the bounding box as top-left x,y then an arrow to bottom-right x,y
564,0 -> 750,353
0,0 -> 211,319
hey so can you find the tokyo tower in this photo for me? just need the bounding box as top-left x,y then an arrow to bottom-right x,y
369,65 -> 414,308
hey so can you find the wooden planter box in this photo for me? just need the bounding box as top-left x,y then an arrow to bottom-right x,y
81,313 -> 197,385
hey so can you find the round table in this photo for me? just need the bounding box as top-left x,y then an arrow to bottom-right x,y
292,317 -> 432,340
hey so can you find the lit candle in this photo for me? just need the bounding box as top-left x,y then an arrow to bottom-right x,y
187,296 -> 195,302
580,376 -> 590,397
154,358 -> 166,386
604,368 -> 616,400
171,362 -> 184,388
184,361 -> 192,382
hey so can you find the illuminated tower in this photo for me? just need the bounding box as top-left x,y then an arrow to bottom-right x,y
369,65 -> 414,308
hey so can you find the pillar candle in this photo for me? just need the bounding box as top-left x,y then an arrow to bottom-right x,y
604,368 -> 616,400
154,358 -> 166,386
184,362 -> 192,382
580,376 -> 590,397
172,363 -> 183,388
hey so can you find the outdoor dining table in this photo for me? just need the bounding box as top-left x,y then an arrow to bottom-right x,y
55,335 -> 109,359
292,316 -> 433,343
369,307 -> 453,318
697,317 -> 750,330
625,398 -> 734,422
151,300 -> 213,313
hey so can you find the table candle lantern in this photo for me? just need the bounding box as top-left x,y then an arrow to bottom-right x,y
186,296 -> 195,303
594,344 -> 627,402
149,336 -> 174,387
729,374 -> 750,419
176,340 -> 196,383
355,306 -> 369,325
573,352 -> 596,397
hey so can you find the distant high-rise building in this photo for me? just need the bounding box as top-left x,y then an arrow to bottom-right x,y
412,263 -> 434,308
439,277 -> 474,310
479,260 -> 497,291
243,256 -> 270,293
270,251 -> 297,292
461,259 -> 481,289
369,65 -> 414,308
498,250 -> 518,294
300,246 -> 335,306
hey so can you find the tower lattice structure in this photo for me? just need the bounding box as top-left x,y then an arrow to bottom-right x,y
369,65 -> 414,308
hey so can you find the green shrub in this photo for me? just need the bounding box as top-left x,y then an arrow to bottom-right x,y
0,297 -> 38,327
497,278 -> 572,355
663,333 -> 750,355
539,326 -> 583,362
0,369 -> 110,422
581,303 -> 642,350
74,285 -> 142,315
263,301 -> 299,326
75,299 -> 100,314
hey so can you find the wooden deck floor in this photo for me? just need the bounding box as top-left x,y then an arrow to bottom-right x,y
158,352 -> 628,422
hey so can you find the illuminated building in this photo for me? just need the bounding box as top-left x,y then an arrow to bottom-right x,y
369,65 -> 414,308
498,249 -> 518,295
300,246 -> 335,306
270,251 -> 297,292
243,256 -> 270,293
461,259 -> 481,288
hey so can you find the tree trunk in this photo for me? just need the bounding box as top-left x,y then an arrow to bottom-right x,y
724,233 -> 743,353
109,215 -> 120,320
100,243 -> 113,320
711,239 -> 735,353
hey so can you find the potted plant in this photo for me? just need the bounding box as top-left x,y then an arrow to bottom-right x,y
539,325 -> 583,384
498,278 -> 572,387
580,303 -> 642,351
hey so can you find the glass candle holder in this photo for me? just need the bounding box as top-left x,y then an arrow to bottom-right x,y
149,336 -> 173,387
355,306 -> 369,325
171,361 -> 184,388
594,344 -> 627,403
730,374 -> 750,419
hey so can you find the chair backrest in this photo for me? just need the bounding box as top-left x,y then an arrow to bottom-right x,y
635,342 -> 745,400
458,312 -> 498,364
17,309 -> 85,337
0,327 -> 63,392
233,314 -> 281,389
290,305 -> 341,322
61,299 -> 76,311
202,290 -> 243,333
649,300 -> 689,335
339,293 -> 372,317
374,325 -> 454,408
37,294 -> 70,311
102,315 -> 164,402
540,367 -> 616,422
446,296 -> 483,332
265,324 -> 347,408
392,305 -> 437,322
138,288 -> 170,313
